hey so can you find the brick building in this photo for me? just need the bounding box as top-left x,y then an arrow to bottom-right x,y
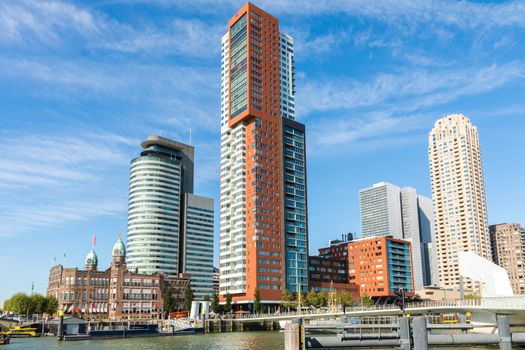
47,237 -> 190,319
309,236 -> 414,300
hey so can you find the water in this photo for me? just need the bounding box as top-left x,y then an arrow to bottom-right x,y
6,333 -> 505,349
7,332 -> 285,350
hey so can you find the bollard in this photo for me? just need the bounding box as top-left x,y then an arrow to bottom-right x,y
57,310 -> 64,341
399,316 -> 411,350
412,317 -> 428,350
285,321 -> 301,350
497,315 -> 511,350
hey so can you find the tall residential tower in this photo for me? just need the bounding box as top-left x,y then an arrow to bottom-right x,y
490,223 -> 525,295
428,114 -> 491,292
219,3 -> 308,307
126,136 -> 214,300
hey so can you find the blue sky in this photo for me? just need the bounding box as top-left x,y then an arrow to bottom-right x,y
1,0 -> 524,303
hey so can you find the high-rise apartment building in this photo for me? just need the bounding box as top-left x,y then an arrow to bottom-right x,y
219,3 -> 308,307
490,223 -> 525,295
126,136 -> 214,300
429,114 -> 491,292
359,182 -> 438,289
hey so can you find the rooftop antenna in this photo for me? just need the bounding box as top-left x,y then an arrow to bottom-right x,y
189,127 -> 192,145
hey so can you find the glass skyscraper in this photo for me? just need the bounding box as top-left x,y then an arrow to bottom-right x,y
126,136 -> 214,300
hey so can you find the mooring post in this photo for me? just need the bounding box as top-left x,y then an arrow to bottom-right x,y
497,315 -> 511,350
399,316 -> 411,350
57,310 -> 64,341
285,319 -> 304,350
412,317 -> 428,350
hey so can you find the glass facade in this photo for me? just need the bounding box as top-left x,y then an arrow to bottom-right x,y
387,240 -> 413,293
183,194 -> 214,300
283,122 -> 308,293
127,153 -> 183,275
229,14 -> 248,119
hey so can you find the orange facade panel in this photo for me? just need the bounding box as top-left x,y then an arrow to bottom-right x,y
226,2 -> 284,303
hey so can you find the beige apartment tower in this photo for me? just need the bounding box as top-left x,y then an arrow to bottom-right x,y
490,223 -> 525,295
428,114 -> 491,292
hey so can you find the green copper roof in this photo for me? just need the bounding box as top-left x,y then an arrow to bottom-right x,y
112,238 -> 126,257
85,249 -> 98,266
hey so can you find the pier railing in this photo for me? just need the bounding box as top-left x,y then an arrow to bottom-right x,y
231,296 -> 525,321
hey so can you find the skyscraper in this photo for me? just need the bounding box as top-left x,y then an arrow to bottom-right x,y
126,136 -> 214,299
219,3 -> 308,307
490,223 -> 525,295
182,194 -> 215,300
428,114 -> 491,292
359,182 -> 438,289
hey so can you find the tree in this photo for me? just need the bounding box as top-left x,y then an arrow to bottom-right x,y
336,291 -> 355,307
203,295 -> 210,302
44,295 -> 58,315
163,288 -> 175,314
3,293 -> 31,317
183,285 -> 194,311
281,289 -> 296,309
224,293 -> 232,313
305,290 -> 328,308
30,294 -> 48,314
211,293 -> 220,314
360,295 -> 374,308
253,288 -> 262,314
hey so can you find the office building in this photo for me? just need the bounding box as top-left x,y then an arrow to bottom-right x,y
182,194 -> 215,299
126,136 -> 214,299
490,223 -> 525,295
311,235 -> 414,299
359,182 -> 438,289
219,3 -> 308,307
429,114 -> 491,292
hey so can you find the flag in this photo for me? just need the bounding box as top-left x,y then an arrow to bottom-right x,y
93,233 -> 97,248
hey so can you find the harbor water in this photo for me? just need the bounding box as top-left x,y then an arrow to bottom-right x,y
5,333 -> 507,350
3,332 -> 285,350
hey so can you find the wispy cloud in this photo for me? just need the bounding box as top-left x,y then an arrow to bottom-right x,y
0,200 -> 126,237
0,0 -> 104,46
298,61 -> 525,116
101,18 -> 224,57
0,132 -> 134,189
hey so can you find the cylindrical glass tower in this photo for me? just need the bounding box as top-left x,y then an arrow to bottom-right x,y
126,136 -> 194,276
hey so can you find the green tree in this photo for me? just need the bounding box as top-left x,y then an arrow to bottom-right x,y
44,295 -> 58,315
183,285 -> 194,311
3,293 -> 31,317
30,294 -> 48,314
211,293 -> 220,314
253,288 -> 262,314
203,295 -> 210,302
336,291 -> 355,307
163,288 -> 175,314
360,295 -> 374,308
281,289 -> 296,309
305,290 -> 328,308
224,293 -> 232,313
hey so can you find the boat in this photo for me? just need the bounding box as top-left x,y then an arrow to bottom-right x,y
1,326 -> 39,338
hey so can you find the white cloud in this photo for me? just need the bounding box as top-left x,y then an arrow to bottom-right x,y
0,0 -> 104,45
298,61 -> 525,115
0,200 -> 126,237
0,132 -> 134,189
